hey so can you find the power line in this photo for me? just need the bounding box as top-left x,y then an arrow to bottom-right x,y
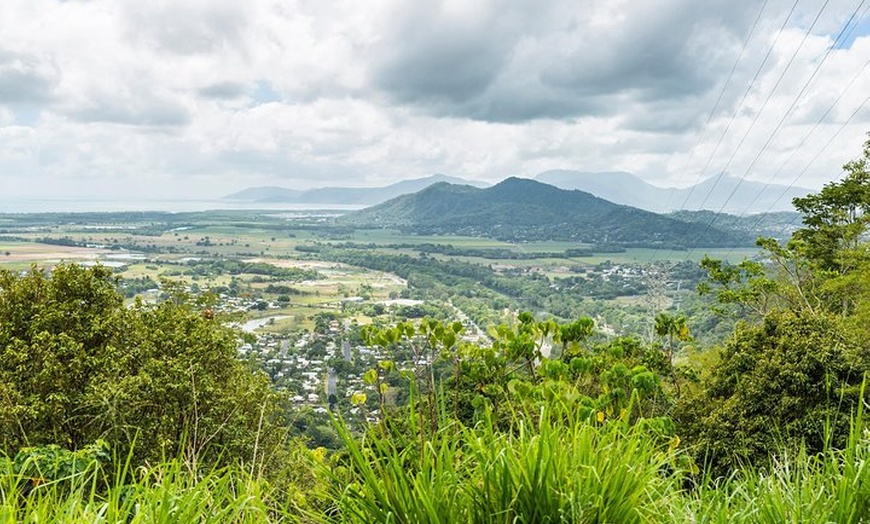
740,61 -> 870,224
714,0 -> 870,260
673,0 -> 801,216
655,0 -> 771,213
714,96 -> 869,263
690,0 -> 832,216
734,96 -> 869,255
708,0 -> 868,221
679,0 -> 839,261
732,1 -> 870,218
650,0 -> 802,266
766,95 -> 870,212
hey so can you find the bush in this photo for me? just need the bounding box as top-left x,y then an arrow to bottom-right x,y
679,310 -> 866,473
0,264 -> 286,471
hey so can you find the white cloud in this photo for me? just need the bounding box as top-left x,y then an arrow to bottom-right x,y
0,0 -> 867,202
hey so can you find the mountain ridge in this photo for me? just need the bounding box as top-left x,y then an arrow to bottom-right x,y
226,171 -> 812,214
341,177 -> 752,247
535,170 -> 813,214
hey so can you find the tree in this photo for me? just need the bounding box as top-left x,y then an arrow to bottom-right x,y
792,136 -> 870,274
686,137 -> 870,473
654,312 -> 691,398
680,310 -> 860,473
0,264 -> 122,450
0,264 -> 286,469
558,316 -> 594,358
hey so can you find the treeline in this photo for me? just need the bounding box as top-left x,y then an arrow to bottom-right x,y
306,241 -> 631,259
170,259 -> 321,281
118,275 -> 159,297
33,235 -> 171,253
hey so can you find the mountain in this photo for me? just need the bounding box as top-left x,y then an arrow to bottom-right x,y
341,177 -> 752,247
534,171 -> 660,210
224,174 -> 487,205
535,170 -> 813,214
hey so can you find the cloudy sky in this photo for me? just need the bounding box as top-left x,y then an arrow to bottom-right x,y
1,0 -> 869,201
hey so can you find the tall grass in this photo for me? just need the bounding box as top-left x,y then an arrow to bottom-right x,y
323,403 -> 683,523
324,400 -> 870,523
2,411 -> 869,522
685,411 -> 870,524
465,415 -> 679,523
0,455 -> 278,523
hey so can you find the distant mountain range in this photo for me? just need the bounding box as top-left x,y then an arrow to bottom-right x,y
535,170 -> 812,215
224,174 -> 487,206
339,177 -> 752,247
226,170 -> 812,214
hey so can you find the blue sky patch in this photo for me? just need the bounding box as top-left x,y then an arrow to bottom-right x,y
833,15 -> 870,49
14,106 -> 40,126
251,80 -> 282,105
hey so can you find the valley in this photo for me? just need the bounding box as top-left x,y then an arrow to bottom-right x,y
0,202 -> 758,436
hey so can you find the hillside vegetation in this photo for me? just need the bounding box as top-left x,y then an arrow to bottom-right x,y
343,177 -> 752,246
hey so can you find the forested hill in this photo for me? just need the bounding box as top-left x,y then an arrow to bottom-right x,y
341,177 -> 753,247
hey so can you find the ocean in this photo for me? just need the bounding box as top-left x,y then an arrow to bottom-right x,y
0,198 -> 364,214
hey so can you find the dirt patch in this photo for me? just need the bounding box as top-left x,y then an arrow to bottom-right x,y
0,244 -> 110,263
243,258 -> 347,270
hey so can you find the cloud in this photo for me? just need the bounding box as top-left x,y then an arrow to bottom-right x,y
198,82 -> 248,99
371,1 -> 520,107
0,0 -> 868,200
368,0 -> 765,123
123,1 -> 250,56
67,91 -> 191,127
0,50 -> 57,105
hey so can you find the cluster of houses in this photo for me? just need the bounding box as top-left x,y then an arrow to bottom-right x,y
238,302 -> 490,419
238,320 -> 386,417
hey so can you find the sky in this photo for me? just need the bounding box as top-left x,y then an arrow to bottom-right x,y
1,0 -> 869,201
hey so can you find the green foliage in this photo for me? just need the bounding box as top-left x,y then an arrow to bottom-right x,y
0,455 -> 282,523
687,138 -> 870,473
792,137 -> 870,274
2,419 -> 870,522
0,263 -> 286,471
698,254 -> 778,316
686,407 -> 870,523
359,314 -> 678,441
180,258 -> 321,281
324,404 -> 682,524
558,316 -> 594,357
0,264 -> 123,449
680,311 -> 865,472
119,275 -> 159,298
11,440 -> 109,493
361,318 -> 465,434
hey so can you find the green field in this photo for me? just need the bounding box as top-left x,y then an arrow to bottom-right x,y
0,212 -> 758,339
